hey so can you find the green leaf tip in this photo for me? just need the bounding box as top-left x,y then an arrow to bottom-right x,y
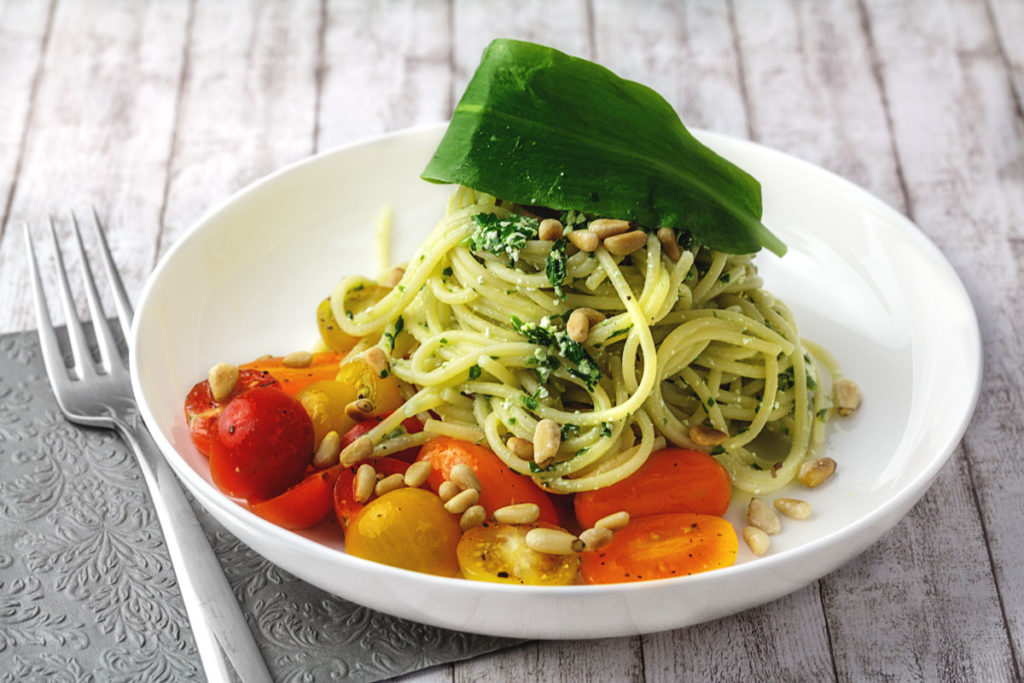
422,38 -> 786,256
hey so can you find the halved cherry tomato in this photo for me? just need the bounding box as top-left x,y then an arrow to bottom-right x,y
318,285 -> 389,352
251,465 -> 343,530
579,513 -> 738,584
294,358 -> 405,445
183,369 -> 279,456
574,448 -> 731,529
340,413 -> 423,462
332,457 -> 409,527
416,437 -> 559,524
344,487 -> 461,577
239,351 -> 346,397
457,523 -> 578,585
210,387 -> 315,501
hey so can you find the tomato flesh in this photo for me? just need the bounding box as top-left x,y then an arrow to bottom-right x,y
250,465 -> 342,529
416,437 -> 559,524
457,523 -> 578,585
574,448 -> 732,529
580,513 -> 738,584
183,369 -> 279,456
344,487 -> 461,577
240,351 -> 346,397
210,387 -> 315,501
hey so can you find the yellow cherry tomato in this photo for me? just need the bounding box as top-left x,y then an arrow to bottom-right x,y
335,356 -> 403,415
294,380 -> 358,446
457,523 -> 579,585
344,488 -> 461,577
317,285 -> 390,352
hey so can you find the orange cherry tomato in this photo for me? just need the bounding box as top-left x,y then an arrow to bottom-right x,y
574,448 -> 731,529
250,465 -> 343,530
239,351 -> 347,397
183,369 -> 279,456
416,437 -> 559,524
457,523 -> 578,585
344,487 -> 461,577
580,513 -> 738,584
209,387 -> 314,501
332,457 -> 409,528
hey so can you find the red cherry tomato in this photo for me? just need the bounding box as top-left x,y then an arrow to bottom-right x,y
340,414 -> 423,462
183,369 -> 279,456
250,465 -> 343,530
210,387 -> 315,501
332,457 -> 409,527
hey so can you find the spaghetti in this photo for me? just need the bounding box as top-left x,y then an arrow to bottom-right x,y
330,188 -> 835,495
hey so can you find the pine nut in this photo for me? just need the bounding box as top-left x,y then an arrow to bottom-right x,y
254,354 -> 274,362
339,435 -> 373,466
506,436 -> 534,459
403,461 -> 433,488
689,424 -> 728,447
382,267 -> 405,288
743,526 -> 770,556
538,218 -> 564,241
798,457 -> 836,488
207,362 -> 239,402
312,430 -> 341,469
567,229 -> 599,252
460,505 -> 486,531
438,480 -> 460,502
282,350 -> 313,368
603,230 -> 648,255
594,511 -> 630,531
533,419 -> 561,468
525,528 -> 583,555
747,497 -> 781,534
345,398 -> 375,421
450,463 -> 480,491
575,307 -> 604,325
363,347 -> 388,373
657,227 -> 681,262
354,464 -> 376,503
375,472 -> 406,497
566,309 -> 591,343
579,526 -> 613,551
834,378 -> 861,416
444,488 -> 480,514
588,218 -> 631,239
774,497 -> 812,520
493,503 -> 540,525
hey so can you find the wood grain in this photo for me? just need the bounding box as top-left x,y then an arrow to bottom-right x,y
0,0 -> 189,331
156,0 -> 321,258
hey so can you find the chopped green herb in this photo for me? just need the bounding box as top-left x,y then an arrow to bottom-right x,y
511,315 -> 602,390
816,408 -> 828,421
575,446 -> 590,457
521,393 -> 539,411
441,266 -> 453,278
439,337 -> 448,345
468,364 -> 482,380
705,396 -> 716,407
560,423 -> 580,441
469,212 -> 539,263
545,237 -> 568,298
382,316 -> 405,351
710,445 -> 725,455
379,369 -> 389,378
806,373 -> 818,391
777,366 -> 795,391
600,422 -> 613,437
719,272 -> 731,283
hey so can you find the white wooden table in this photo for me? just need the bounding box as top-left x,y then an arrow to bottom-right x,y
2,1 -> 1022,680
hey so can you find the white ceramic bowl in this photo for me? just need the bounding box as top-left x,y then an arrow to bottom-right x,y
131,124 -> 981,639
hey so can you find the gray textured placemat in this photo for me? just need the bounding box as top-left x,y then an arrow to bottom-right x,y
0,329 -> 520,681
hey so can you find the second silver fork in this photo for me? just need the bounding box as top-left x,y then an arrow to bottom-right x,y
25,211 -> 273,683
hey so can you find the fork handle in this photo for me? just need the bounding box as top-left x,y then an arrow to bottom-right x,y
117,420 -> 274,683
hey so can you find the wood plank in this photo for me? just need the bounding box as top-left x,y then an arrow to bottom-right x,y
156,0 -> 322,258
856,0 -> 1024,675
591,0 -> 749,138
0,0 -> 190,332
455,639 -> 643,683
0,0 -> 52,241
988,0 -> 1024,112
316,0 -> 451,151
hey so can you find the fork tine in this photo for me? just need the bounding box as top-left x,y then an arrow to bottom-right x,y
47,215 -> 97,380
25,223 -> 74,401
69,210 -> 122,373
90,207 -> 133,340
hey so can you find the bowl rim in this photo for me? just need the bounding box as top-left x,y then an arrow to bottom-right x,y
130,122 -> 983,600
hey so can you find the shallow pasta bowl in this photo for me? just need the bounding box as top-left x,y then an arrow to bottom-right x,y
131,123 -> 981,639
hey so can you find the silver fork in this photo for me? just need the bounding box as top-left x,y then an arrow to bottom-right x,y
25,212 -> 273,683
